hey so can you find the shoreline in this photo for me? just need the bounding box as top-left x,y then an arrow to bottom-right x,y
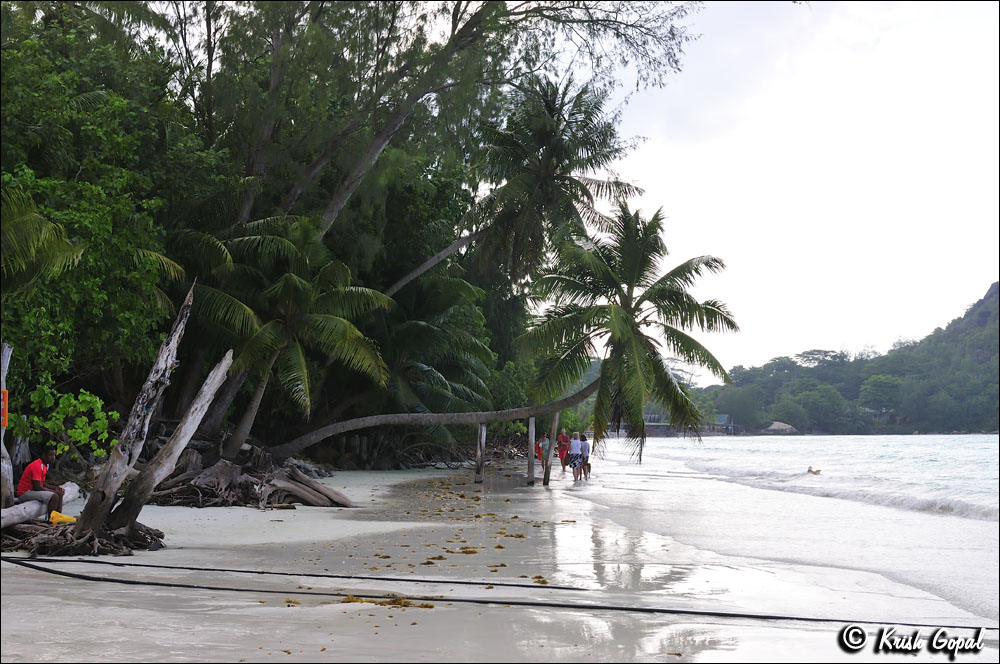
2,463 -> 997,662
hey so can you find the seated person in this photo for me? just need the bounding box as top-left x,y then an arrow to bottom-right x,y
807,466 -> 821,475
16,449 -> 65,520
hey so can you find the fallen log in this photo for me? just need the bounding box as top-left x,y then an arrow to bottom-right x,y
1,482 -> 81,529
260,463 -> 355,508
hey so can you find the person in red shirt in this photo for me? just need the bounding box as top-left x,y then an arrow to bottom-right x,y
557,429 -> 570,471
16,449 -> 64,519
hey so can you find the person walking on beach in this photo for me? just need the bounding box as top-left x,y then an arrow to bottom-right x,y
537,433 -> 550,463
580,434 -> 591,480
15,449 -> 65,521
557,428 -> 570,471
567,432 -> 585,481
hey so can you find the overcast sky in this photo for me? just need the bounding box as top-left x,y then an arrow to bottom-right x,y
608,1 -> 999,386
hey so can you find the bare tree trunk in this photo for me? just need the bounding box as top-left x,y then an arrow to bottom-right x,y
1,342 -> 14,508
74,286 -> 195,536
543,412 -> 560,486
526,416 -> 535,487
269,379 -> 599,461
221,349 -> 279,460
108,350 -> 233,532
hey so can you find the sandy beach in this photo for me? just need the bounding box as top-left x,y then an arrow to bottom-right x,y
2,459 -> 997,663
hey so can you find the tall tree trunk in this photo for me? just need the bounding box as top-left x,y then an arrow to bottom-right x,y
383,229 -> 485,297
1,342 -> 14,508
108,350 -> 233,531
543,412 -> 560,486
279,115 -> 365,213
198,369 -> 248,437
173,348 -> 205,419
269,379 -> 599,461
74,286 -> 195,536
221,349 -> 280,460
314,5 -> 492,242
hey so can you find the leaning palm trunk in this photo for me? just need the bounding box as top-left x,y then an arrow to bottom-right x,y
108,350 -> 233,532
222,349 -> 280,460
383,229 -> 485,297
198,369 -> 249,438
269,380 -> 599,461
74,286 -> 195,536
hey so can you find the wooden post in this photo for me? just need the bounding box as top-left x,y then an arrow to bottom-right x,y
526,417 -> 535,486
1,342 -> 14,508
542,411 -> 559,486
474,423 -> 486,483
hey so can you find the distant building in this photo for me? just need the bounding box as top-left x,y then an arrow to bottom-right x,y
708,414 -> 736,434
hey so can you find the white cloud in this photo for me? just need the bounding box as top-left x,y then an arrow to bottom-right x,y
610,1 -> 999,384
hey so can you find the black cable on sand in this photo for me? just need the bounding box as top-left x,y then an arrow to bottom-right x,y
4,556 -> 997,631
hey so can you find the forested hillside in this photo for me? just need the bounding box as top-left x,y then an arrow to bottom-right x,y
689,283 -> 999,434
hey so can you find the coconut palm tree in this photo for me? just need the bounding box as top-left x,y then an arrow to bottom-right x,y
311,275 -> 494,459
219,217 -> 390,459
384,76 -> 639,296
519,201 -> 739,462
268,203 -> 738,466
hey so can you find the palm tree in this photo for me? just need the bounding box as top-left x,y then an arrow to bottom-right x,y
519,201 -> 739,462
383,77 -> 639,297
219,217 -> 390,459
313,275 -> 495,459
1,187 -> 83,300
268,203 -> 738,464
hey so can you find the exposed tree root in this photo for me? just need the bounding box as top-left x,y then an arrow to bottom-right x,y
1,521 -> 165,556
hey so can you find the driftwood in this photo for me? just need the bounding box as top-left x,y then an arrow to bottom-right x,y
149,460 -> 259,507
260,463 -> 356,508
1,520 -> 165,556
75,285 -> 196,535
174,448 -> 204,476
107,350 -> 233,531
1,482 -> 81,529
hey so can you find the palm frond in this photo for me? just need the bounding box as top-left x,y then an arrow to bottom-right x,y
276,342 -> 312,416
192,284 -> 261,338
301,314 -> 388,386
134,248 -> 185,283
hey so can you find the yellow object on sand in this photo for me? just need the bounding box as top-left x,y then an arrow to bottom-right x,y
49,511 -> 77,525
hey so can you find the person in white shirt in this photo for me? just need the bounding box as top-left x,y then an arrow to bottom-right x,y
580,434 -> 591,480
567,432 -> 585,481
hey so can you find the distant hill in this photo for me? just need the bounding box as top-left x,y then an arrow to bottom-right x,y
688,283 -> 999,434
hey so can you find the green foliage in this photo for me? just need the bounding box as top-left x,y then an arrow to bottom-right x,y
12,385 -> 119,458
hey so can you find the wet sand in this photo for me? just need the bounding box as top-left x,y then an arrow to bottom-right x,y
2,463 -> 996,662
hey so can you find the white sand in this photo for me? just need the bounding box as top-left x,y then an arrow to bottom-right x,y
2,464 -> 997,662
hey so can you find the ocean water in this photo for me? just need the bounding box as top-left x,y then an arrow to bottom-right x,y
630,434 -> 1000,522
571,434 -> 1000,622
